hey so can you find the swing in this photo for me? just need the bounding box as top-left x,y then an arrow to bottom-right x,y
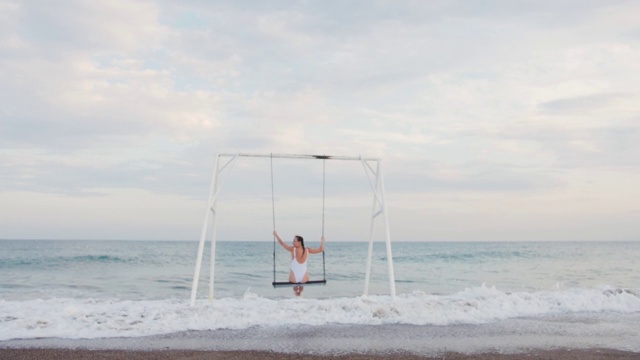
271,154 -> 327,288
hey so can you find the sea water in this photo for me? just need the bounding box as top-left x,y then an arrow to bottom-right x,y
1,240 -> 639,353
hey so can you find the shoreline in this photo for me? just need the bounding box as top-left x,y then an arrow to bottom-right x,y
1,348 -> 640,360
2,317 -> 640,356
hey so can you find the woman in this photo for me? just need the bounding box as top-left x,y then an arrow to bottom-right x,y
273,230 -> 325,297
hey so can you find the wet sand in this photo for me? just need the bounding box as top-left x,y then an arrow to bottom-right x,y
1,349 -> 640,359
3,318 -> 639,359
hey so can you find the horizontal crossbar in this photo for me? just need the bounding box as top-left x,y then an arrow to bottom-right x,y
219,153 -> 379,162
272,280 -> 327,288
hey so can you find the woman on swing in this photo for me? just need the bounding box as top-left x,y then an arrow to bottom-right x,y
273,230 -> 325,297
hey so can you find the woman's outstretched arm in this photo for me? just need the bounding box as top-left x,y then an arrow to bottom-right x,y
274,230 -> 293,251
308,236 -> 325,254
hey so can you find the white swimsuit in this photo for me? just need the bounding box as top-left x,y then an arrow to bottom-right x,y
291,248 -> 308,283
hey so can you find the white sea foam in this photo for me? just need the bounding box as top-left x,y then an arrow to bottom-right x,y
1,285 -> 638,341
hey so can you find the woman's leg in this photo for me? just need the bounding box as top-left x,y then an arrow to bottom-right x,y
290,271 -> 299,296
295,272 -> 309,296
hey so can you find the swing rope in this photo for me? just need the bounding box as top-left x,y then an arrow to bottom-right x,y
271,154 -> 276,284
271,155 -> 327,287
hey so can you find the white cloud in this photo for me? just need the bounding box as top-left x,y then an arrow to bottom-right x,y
1,0 -> 639,241
0,1 -> 224,150
21,0 -> 168,54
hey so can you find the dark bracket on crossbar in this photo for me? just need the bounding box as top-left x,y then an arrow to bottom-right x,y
272,280 -> 327,288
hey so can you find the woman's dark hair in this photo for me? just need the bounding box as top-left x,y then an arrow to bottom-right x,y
295,235 -> 305,252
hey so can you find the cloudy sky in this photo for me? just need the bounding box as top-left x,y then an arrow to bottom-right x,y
1,0 -> 639,242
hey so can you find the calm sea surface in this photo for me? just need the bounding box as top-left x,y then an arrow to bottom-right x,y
2,240 -> 638,300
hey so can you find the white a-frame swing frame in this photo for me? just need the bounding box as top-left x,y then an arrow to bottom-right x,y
189,153 -> 396,306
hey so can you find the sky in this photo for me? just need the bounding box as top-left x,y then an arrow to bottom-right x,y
1,0 -> 639,242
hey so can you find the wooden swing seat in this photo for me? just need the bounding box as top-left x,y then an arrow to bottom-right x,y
272,280 -> 327,288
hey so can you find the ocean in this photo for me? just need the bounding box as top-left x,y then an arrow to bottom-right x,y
1,240 -> 639,354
